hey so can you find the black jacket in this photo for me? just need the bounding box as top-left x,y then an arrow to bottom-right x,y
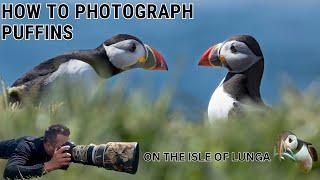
1,136 -> 51,179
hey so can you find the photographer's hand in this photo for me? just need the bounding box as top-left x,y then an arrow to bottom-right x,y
44,146 -> 71,173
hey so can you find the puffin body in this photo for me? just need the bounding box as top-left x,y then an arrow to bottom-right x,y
295,144 -> 313,172
44,59 -> 102,94
277,131 -> 318,173
198,35 -> 265,122
46,59 -> 99,83
8,34 -> 168,105
208,78 -> 236,119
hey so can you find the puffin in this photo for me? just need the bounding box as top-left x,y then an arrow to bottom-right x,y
277,131 -> 318,173
7,34 -> 168,105
198,35 -> 265,122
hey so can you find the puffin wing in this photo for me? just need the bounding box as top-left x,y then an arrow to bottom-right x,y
7,55 -> 72,104
12,55 -> 70,87
308,146 -> 318,162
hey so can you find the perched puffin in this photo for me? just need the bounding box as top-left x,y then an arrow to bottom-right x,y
198,35 -> 265,122
277,131 -> 318,173
7,34 -> 168,105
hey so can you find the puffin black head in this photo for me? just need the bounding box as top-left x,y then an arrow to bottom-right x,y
100,34 -> 168,71
198,35 -> 263,73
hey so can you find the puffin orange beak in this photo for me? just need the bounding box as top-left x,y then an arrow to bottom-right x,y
150,47 -> 168,70
198,43 -> 222,67
144,45 -> 168,71
278,140 -> 285,160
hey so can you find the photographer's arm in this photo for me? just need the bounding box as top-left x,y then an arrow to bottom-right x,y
3,143 -> 44,179
3,144 -> 71,179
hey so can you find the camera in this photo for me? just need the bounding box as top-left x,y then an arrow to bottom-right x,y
59,141 -> 139,174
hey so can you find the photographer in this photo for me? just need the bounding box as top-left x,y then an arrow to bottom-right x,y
0,124 -> 72,179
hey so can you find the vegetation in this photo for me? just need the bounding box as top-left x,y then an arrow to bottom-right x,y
0,79 -> 319,180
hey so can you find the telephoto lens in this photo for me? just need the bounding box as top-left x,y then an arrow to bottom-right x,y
63,141 -> 139,174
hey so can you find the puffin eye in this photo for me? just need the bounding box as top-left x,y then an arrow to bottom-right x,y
230,45 -> 237,53
128,43 -> 136,53
289,138 -> 293,143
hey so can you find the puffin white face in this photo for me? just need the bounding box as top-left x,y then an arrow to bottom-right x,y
218,40 -> 261,73
103,38 -> 168,71
198,36 -> 263,73
103,39 -> 146,70
284,134 -> 298,151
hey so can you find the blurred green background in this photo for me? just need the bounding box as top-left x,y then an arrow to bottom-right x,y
0,82 -> 319,180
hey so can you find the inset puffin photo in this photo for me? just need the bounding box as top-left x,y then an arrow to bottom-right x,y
274,131 -> 319,173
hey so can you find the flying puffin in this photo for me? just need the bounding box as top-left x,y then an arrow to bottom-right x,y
198,35 -> 265,122
277,131 -> 318,173
7,34 -> 168,105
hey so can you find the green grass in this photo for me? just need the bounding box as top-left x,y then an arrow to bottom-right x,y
0,80 -> 320,180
